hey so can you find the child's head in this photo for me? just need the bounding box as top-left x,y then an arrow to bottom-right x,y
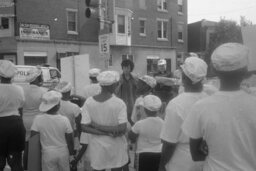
39,90 -> 62,114
55,81 -> 72,99
142,95 -> 162,117
136,75 -> 157,96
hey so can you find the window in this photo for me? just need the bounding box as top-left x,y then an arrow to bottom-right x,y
0,17 -> 9,29
67,9 -> 78,34
157,0 -> 167,11
118,15 -> 125,34
139,19 -> 146,36
122,54 -> 133,62
178,0 -> 183,14
178,24 -> 184,42
157,20 -> 168,40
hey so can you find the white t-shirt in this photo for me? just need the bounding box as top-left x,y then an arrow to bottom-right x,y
132,117 -> 163,153
82,83 -> 101,99
81,96 -> 128,170
183,90 -> 256,171
161,92 -> 207,171
22,84 -> 47,140
31,114 -> 73,152
59,100 -> 81,129
0,84 -> 25,117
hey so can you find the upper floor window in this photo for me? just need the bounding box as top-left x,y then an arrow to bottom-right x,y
118,15 -> 125,34
67,9 -> 78,34
157,0 -> 167,11
157,19 -> 168,40
178,24 -> 184,43
0,17 -> 9,29
178,0 -> 183,15
139,18 -> 146,36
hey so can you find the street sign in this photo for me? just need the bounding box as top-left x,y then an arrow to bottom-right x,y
99,34 -> 110,54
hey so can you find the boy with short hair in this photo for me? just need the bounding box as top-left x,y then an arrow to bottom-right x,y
31,90 -> 75,171
129,95 -> 163,171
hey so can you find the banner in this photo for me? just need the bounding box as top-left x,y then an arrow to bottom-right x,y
19,23 -> 50,40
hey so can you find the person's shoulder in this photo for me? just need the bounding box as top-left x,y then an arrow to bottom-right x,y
112,95 -> 126,105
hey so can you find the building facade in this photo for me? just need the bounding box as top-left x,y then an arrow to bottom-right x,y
0,0 -> 187,75
104,0 -> 188,75
188,19 -> 217,58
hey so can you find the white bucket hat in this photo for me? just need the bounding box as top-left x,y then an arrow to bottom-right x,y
181,57 -> 208,84
97,70 -> 120,86
158,59 -> 167,66
139,75 -> 157,88
211,43 -> 249,71
0,60 -> 17,78
143,95 -> 162,112
55,81 -> 72,93
89,68 -> 101,77
39,91 -> 62,112
26,67 -> 42,83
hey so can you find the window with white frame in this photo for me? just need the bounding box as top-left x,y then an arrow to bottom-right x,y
67,9 -> 78,34
178,0 -> 183,14
0,17 -> 9,29
178,24 -> 184,42
139,18 -> 146,36
157,0 -> 167,11
157,19 -> 168,40
117,15 -> 125,34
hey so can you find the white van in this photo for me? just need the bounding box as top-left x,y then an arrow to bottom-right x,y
13,65 -> 61,89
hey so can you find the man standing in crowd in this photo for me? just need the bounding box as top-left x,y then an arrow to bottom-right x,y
0,60 -> 25,171
183,43 -> 256,171
83,68 -> 101,99
116,59 -> 137,124
159,57 -> 208,171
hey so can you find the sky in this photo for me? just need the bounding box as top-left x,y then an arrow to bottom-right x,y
188,0 -> 256,24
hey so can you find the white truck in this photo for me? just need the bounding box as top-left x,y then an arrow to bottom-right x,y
13,65 -> 61,89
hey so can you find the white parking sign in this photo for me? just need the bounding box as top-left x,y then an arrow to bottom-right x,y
99,34 -> 110,54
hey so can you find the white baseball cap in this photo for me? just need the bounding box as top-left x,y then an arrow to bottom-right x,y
97,70 -> 120,86
211,43 -> 249,71
89,68 -> 101,77
143,95 -> 162,112
55,81 -> 72,93
26,67 -> 42,83
181,57 -> 208,84
158,59 -> 166,66
0,60 -> 17,78
39,91 -> 62,112
139,75 -> 157,88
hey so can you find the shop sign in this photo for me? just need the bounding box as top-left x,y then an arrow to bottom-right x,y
19,23 -> 50,40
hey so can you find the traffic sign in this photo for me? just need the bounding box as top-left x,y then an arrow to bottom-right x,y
99,34 -> 110,54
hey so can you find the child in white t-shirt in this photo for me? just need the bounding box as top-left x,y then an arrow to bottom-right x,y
31,91 -> 75,171
129,95 -> 163,171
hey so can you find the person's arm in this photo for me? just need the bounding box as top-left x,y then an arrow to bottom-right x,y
190,138 -> 208,161
91,122 -> 127,136
158,140 -> 177,171
65,132 -> 75,156
128,130 -> 138,143
30,130 -> 39,137
81,124 -> 111,136
70,144 -> 88,167
75,113 -> 82,137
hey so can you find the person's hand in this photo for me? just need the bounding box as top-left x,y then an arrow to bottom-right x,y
200,140 -> 208,156
70,159 -> 77,168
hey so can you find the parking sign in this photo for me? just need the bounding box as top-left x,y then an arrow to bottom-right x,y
99,34 -> 110,54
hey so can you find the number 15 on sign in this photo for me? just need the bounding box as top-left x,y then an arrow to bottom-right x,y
99,34 -> 110,54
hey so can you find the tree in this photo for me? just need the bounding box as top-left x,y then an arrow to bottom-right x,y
240,16 -> 253,27
205,19 -> 243,76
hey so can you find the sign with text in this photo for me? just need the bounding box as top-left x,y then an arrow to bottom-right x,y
99,34 -> 110,54
19,23 -> 50,40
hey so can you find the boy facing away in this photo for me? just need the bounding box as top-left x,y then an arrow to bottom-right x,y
31,90 -> 75,171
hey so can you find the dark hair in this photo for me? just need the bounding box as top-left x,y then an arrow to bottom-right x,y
182,72 -> 203,92
121,59 -> 134,72
144,108 -> 158,117
47,103 -> 60,114
89,76 -> 98,83
0,77 -> 12,84
216,67 -> 247,85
